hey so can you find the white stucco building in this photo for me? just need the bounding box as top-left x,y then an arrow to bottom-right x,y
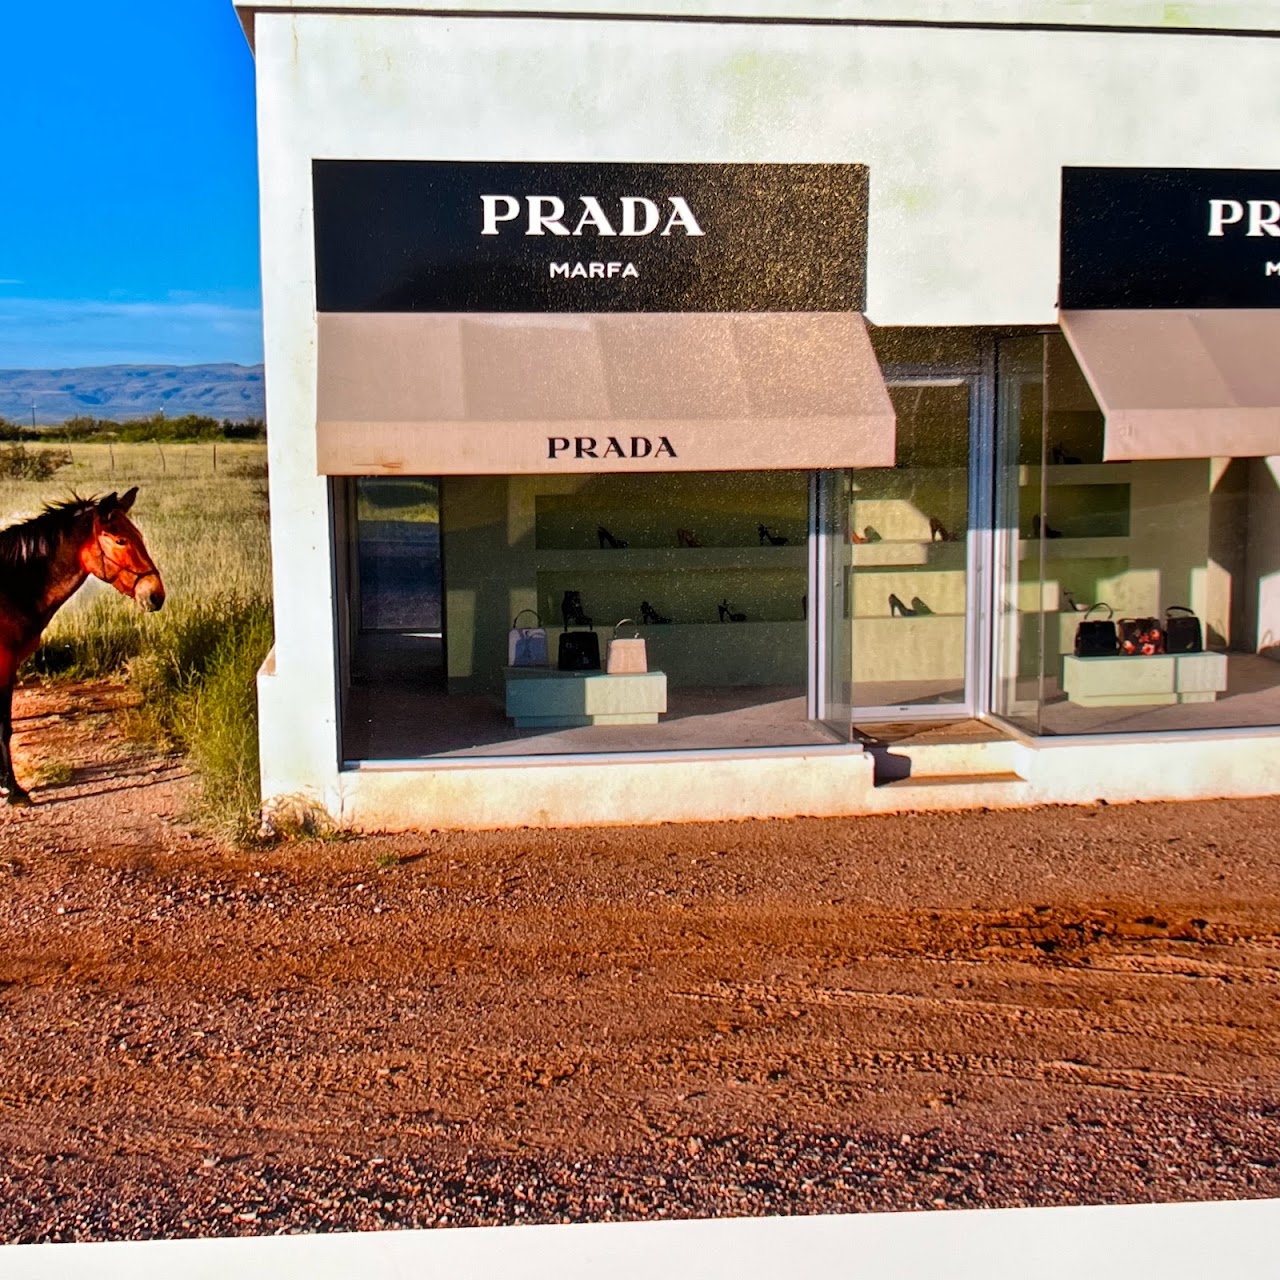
235,0 -> 1280,830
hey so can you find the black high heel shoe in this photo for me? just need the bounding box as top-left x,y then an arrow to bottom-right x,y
928,517 -> 956,542
639,600 -> 670,625
757,523 -> 789,546
597,525 -> 628,549
888,593 -> 915,617
718,599 -> 747,623
1062,590 -> 1086,612
561,590 -> 592,628
909,596 -> 933,616
1031,514 -> 1064,539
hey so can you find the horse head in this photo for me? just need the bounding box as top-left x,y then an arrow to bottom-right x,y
79,488 -> 165,612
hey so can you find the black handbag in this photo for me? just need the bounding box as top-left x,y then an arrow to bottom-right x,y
557,624 -> 601,672
1074,603 -> 1118,657
1164,605 -> 1203,654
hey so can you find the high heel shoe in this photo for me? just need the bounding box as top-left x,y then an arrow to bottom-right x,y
597,525 -> 628,549
1062,590 -> 1085,612
888,593 -> 915,617
676,528 -> 702,548
639,600 -> 670,625
757,523 -> 788,546
1031,514 -> 1064,539
909,596 -> 933,616
862,526 -> 882,543
561,590 -> 593,628
718,599 -> 746,623
928,517 -> 955,543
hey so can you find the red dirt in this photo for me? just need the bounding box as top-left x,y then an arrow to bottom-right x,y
3,679 -> 1280,1241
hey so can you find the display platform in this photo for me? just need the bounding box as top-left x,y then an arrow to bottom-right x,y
1062,652 -> 1227,707
504,668 -> 668,728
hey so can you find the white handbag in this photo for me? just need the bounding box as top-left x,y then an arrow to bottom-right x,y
508,610 -> 549,667
605,618 -> 648,674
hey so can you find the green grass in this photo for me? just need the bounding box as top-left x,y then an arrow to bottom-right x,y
1,442 -> 273,840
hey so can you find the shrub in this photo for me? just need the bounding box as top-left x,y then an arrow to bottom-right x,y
128,595 -> 274,843
179,604 -> 274,843
0,444 -> 72,481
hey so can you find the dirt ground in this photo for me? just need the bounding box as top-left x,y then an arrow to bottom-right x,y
3,679 -> 1280,1243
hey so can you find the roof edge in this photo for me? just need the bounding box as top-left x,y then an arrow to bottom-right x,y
230,1 -> 1280,38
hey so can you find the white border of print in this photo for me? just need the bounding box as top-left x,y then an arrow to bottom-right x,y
4,1198 -> 1280,1278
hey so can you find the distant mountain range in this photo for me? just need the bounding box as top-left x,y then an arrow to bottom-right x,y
0,364 -> 266,423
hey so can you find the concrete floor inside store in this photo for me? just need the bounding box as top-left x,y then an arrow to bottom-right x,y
342,635 -> 1280,763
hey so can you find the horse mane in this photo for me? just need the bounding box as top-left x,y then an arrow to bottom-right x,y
0,496 -> 96,574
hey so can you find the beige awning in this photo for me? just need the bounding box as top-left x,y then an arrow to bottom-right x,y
316,312 -> 896,474
1059,309 -> 1280,461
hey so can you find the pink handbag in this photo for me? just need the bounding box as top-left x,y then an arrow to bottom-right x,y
605,618 -> 648,674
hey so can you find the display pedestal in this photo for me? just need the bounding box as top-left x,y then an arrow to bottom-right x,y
1062,652 -> 1227,707
504,668 -> 668,727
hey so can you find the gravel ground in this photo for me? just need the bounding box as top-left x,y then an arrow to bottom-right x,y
3,679 -> 1280,1243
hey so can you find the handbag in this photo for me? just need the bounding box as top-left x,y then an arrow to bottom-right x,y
1118,616 -> 1165,656
1164,605 -> 1203,654
557,623 -> 601,672
1073,603 -> 1118,657
507,610 -> 549,668
605,618 -> 648,674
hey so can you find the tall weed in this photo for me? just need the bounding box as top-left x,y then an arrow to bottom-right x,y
130,597 -> 273,843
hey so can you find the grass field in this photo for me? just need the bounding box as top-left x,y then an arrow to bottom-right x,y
0,441 -> 273,837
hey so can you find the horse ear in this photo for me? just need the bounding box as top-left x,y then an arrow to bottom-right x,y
96,492 -> 119,518
118,487 -> 138,514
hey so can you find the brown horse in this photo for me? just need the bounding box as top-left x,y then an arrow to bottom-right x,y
0,488 -> 164,805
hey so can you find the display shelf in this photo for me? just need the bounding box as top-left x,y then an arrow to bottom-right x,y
524,546 -> 807,571
851,540 -> 967,568
1062,652 -> 1227,707
504,668 -> 668,727
1019,536 -> 1131,561
1019,463 -> 1134,487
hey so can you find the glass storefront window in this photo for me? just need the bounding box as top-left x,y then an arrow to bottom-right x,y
993,332 -> 1280,735
342,471 -> 841,760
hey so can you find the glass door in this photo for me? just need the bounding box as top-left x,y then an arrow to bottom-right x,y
812,469 -> 853,738
847,378 -> 975,716
991,337 -> 1047,734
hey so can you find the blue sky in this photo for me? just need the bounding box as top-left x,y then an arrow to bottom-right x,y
0,1 -> 261,368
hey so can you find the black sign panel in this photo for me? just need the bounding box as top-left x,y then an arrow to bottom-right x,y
313,161 -> 867,313
1061,167 -> 1280,309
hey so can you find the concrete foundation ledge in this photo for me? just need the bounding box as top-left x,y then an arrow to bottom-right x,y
258,649 -> 1280,828
1009,730 -> 1280,807
333,749 -> 875,831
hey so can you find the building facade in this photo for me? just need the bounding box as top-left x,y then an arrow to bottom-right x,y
236,0 -> 1280,829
